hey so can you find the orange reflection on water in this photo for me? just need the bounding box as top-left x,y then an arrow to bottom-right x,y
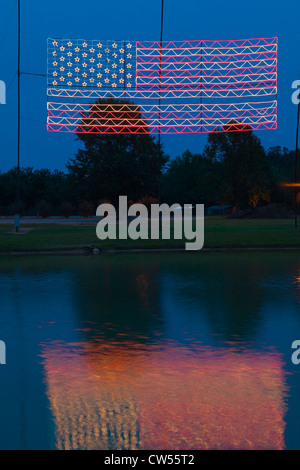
41,341 -> 287,450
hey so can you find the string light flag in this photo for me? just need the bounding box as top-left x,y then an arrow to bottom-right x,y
47,37 -> 278,135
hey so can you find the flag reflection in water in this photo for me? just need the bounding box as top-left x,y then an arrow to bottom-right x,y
41,341 -> 287,450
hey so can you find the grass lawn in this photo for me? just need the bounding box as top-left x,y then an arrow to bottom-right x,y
0,217 -> 300,253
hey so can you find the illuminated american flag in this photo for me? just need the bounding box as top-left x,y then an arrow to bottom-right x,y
47,37 -> 277,134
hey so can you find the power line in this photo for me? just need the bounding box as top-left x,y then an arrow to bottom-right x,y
7,72 -> 17,92
158,0 -> 164,204
16,0 -> 20,232
21,72 -> 47,77
294,81 -> 300,229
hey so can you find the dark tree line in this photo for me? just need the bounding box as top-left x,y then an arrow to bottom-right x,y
0,98 -> 298,217
162,142 -> 297,212
0,143 -> 296,217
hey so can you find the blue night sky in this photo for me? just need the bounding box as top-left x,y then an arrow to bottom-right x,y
0,0 -> 299,172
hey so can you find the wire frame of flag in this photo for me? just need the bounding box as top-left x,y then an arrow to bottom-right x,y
47,37 -> 278,134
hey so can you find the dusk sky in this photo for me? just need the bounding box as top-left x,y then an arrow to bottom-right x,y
0,0 -> 299,172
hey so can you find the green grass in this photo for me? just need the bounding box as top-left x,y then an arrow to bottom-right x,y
0,218 -> 299,253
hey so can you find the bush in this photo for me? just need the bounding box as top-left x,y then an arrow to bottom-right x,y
0,201 -> 25,216
37,200 -> 52,218
78,200 -> 94,217
61,201 -> 74,218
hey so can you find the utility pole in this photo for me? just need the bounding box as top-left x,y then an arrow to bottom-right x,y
158,0 -> 164,204
15,0 -> 21,232
295,86 -> 300,229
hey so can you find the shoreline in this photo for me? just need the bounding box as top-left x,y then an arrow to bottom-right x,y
1,219 -> 300,255
0,246 -> 300,256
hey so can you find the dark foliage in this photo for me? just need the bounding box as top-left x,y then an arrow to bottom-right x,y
0,110 -> 297,216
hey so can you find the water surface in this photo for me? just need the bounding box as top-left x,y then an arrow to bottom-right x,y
0,252 -> 299,450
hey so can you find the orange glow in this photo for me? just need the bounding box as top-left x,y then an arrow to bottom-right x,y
41,342 -> 287,450
281,183 -> 300,188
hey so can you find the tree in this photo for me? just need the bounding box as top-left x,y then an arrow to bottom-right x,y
66,98 -> 169,206
61,201 -> 74,218
267,146 -> 296,206
162,150 -> 224,206
0,167 -> 69,216
203,121 -> 272,211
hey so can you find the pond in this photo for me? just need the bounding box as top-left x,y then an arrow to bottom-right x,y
0,252 -> 299,450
